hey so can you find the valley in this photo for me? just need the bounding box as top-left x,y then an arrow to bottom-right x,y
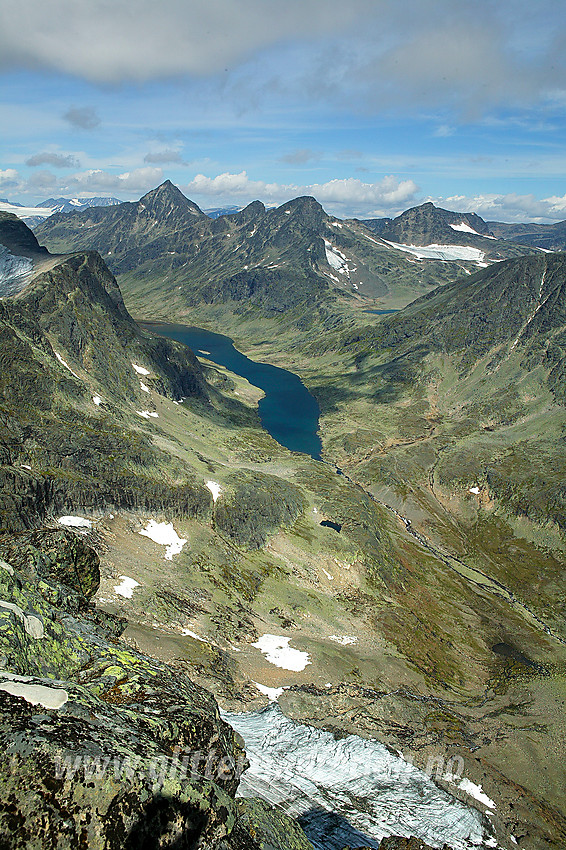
1,189 -> 566,849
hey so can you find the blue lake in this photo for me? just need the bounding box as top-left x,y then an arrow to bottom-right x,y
142,323 -> 322,461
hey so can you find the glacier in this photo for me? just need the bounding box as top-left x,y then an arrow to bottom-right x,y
0,244 -> 33,297
224,704 -> 494,850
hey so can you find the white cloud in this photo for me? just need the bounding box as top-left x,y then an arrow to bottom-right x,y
438,192 -> 566,223
183,171 -> 419,217
67,167 -> 164,193
0,169 -> 19,189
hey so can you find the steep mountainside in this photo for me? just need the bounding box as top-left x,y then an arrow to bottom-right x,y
0,226 -> 210,533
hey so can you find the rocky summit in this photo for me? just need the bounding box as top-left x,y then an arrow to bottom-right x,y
2,194 -> 566,850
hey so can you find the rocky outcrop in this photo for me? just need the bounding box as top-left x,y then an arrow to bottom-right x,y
0,527 -> 100,597
213,471 -> 305,549
0,211 -> 49,260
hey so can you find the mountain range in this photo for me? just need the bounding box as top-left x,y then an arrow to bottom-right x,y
35,182 -> 542,327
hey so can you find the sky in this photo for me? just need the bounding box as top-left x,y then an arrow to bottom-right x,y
1,0 -> 566,222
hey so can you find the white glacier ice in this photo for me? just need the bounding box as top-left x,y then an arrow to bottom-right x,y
382,239 -> 485,263
0,245 -> 33,296
224,705 -> 492,850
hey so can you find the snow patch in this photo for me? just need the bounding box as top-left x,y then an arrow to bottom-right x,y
140,381 -> 150,393
113,576 -> 139,598
252,634 -> 311,672
93,395 -> 102,405
458,778 -> 496,809
329,635 -> 358,646
181,628 -> 205,641
58,515 -> 92,529
321,568 -> 334,581
206,480 -> 222,502
382,239 -> 485,263
450,222 -> 479,235
54,351 -> 80,378
139,519 -> 187,560
324,240 -> 349,276
469,486 -> 480,494
136,410 -> 158,419
132,363 -> 150,375
254,682 -> 288,701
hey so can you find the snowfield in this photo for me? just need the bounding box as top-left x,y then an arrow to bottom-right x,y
113,576 -> 140,598
382,239 -> 486,262
58,515 -> 92,529
324,240 -> 349,276
206,480 -> 222,502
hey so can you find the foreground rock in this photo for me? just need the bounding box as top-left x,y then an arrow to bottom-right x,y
0,535 -> 314,849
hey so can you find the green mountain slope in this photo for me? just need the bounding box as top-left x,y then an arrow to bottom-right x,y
319,253 -> 566,635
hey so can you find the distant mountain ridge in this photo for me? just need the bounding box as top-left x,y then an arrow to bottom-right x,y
36,181 -> 530,322
488,218 -> 566,251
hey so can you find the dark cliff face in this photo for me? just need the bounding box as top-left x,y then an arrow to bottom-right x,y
0,212 -> 49,259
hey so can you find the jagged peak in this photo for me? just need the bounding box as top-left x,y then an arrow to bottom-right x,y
139,181 -> 205,217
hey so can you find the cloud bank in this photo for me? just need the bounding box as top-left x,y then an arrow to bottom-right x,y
183,172 -> 419,217
0,1 -> 563,118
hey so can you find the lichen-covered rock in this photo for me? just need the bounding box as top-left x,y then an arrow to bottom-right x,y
221,798 -> 315,850
0,527 -> 100,597
0,552 -> 321,848
0,558 -> 247,848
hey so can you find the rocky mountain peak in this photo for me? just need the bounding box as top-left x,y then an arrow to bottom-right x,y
139,181 -> 205,219
279,195 -> 328,228
377,202 -> 494,246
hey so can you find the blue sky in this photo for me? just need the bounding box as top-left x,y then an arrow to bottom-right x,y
1,0 -> 565,221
